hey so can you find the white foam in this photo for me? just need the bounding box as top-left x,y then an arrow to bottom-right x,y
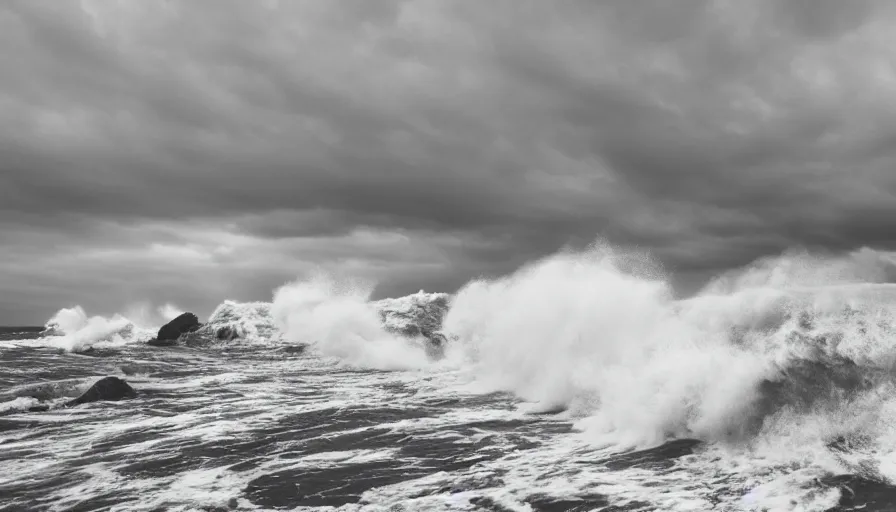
36,305 -> 159,351
443,244 -> 896,463
123,302 -> 184,329
0,396 -> 40,413
8,245 -> 896,511
201,300 -> 277,343
271,273 -> 432,370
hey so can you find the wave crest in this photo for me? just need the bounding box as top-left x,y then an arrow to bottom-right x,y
38,303 -> 183,352
270,274 -> 435,369
442,244 -> 896,449
198,301 -> 277,343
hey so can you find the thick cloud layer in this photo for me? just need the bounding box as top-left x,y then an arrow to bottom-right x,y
2,0 -> 896,323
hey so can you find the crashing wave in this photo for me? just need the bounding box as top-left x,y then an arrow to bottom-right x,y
195,300 -> 279,343
442,244 -> 896,452
38,306 -> 154,352
35,303 -> 186,351
269,276 -> 443,369
188,291 -> 453,353
41,306 -> 89,337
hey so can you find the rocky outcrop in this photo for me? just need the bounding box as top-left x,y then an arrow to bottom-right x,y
64,377 -> 136,407
149,312 -> 202,346
373,291 -> 450,338
189,301 -> 276,343
372,291 -> 452,360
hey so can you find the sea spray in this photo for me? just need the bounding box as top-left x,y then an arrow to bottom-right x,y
442,246 -> 770,446
123,302 -> 184,330
41,305 -> 163,351
201,301 -> 277,343
12,244 -> 896,511
43,306 -> 91,335
443,244 -> 896,451
271,273 -> 432,370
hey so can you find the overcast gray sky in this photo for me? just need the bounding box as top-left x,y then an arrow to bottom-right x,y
3,0 -> 896,324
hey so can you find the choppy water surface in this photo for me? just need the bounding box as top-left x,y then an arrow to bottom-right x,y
6,248 -> 896,511
0,341 -> 890,512
0,343 -> 576,511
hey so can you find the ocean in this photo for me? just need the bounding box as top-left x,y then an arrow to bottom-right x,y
2,247 -> 896,511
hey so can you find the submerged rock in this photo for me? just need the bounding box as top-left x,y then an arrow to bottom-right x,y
150,312 -> 202,346
64,376 -> 136,407
72,347 -> 121,358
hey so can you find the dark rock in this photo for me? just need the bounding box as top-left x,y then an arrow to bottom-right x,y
153,312 -> 202,345
281,344 -> 308,354
27,405 -> 50,413
64,377 -> 137,407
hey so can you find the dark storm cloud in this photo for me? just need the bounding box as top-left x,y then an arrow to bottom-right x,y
2,0 -> 896,323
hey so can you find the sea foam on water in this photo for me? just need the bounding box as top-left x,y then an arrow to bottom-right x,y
14,243 -> 896,510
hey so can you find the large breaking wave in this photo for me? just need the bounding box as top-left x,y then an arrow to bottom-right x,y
270,274 -> 441,369
34,275 -> 451,370
30,245 -> 896,453
13,243 -> 896,509
441,244 -> 896,498
37,303 -> 183,352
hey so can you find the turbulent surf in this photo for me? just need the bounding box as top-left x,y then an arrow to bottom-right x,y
3,245 -> 896,511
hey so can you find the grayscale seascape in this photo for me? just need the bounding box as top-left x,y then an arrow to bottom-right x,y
3,2 -> 896,511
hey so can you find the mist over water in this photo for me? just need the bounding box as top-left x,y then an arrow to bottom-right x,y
445,246 -> 767,445
7,244 -> 896,510
443,244 -> 896,499
36,303 -> 186,352
272,274 -> 433,370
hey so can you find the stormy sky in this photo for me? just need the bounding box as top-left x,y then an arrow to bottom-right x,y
3,0 -> 896,324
